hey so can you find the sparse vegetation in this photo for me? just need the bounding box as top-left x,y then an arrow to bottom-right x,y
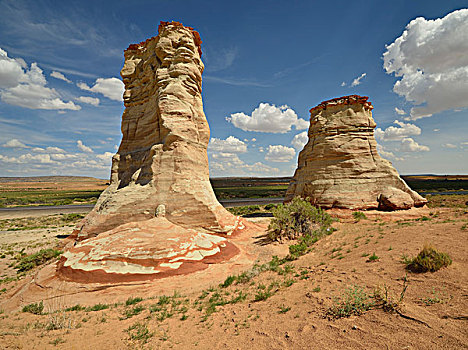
0,189 -> 101,208
121,305 -> 145,319
85,303 -> 109,312
0,213 -> 85,231
352,211 -> 367,221
254,283 -> 276,302
267,196 -> 333,241
367,252 -> 379,262
65,304 -> 85,312
327,286 -> 373,318
14,249 -> 62,273
278,305 -> 291,314
405,245 -> 452,273
126,322 -> 153,344
125,296 -> 143,306
373,277 -> 408,312
22,301 -> 44,315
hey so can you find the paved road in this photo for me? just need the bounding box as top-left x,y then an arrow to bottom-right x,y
0,197 -> 285,219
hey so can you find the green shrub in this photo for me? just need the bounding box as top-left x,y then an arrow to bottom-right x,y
367,252 -> 379,262
65,304 -> 84,312
352,211 -> 367,221
327,286 -> 373,318
227,205 -> 262,216
85,303 -> 109,312
220,275 -> 236,288
121,305 -> 145,319
267,197 -> 333,241
15,249 -> 62,273
373,276 -> 408,312
22,301 -> 44,315
125,296 -> 143,306
405,245 -> 452,273
126,322 -> 153,343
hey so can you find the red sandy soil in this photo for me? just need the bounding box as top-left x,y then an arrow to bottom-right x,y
0,207 -> 466,349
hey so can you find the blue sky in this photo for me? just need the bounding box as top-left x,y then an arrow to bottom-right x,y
0,0 -> 466,178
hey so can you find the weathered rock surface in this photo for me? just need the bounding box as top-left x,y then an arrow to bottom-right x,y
74,21 -> 237,242
286,95 -> 427,210
59,217 -> 241,283
56,21 -> 246,283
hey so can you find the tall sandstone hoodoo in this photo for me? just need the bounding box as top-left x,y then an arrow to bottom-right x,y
75,21 -> 237,242
57,22 -> 244,283
286,95 -> 427,210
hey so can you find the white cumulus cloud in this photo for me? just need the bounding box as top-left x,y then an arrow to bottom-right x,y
265,145 -> 296,162
351,73 -> 367,87
376,144 -> 403,161
208,136 -> 247,153
400,138 -> 430,152
96,152 -> 114,162
76,96 -> 100,106
0,48 -> 80,110
383,9 -> 468,119
442,143 -> 457,149
291,131 -> 308,150
78,77 -> 124,102
50,71 -> 71,83
375,120 -> 421,141
77,140 -> 93,153
394,107 -> 406,115
226,103 -> 308,133
209,152 -> 279,177
2,139 -> 29,148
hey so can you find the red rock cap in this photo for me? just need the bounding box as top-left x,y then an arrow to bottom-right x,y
125,21 -> 203,56
310,95 -> 373,113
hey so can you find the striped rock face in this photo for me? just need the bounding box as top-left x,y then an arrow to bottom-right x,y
286,95 -> 427,210
58,217 -> 242,283
59,22 -> 245,282
73,21 -> 237,243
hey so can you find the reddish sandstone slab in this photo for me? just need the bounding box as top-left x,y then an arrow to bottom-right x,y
59,217 -> 243,283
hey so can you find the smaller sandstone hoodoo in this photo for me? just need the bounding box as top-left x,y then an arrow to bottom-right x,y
286,95 -> 427,210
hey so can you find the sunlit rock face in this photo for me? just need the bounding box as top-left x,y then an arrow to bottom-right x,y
59,22 -> 244,282
286,95 -> 427,210
74,21 -> 237,242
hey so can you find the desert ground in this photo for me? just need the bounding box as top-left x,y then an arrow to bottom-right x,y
0,185 -> 466,349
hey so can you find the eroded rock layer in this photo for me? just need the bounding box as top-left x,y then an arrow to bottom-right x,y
286,95 -> 426,210
59,217 -> 241,283
75,21 -> 237,242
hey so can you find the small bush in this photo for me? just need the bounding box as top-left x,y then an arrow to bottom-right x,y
126,322 -> 153,344
220,275 -> 236,288
121,305 -> 145,319
22,301 -> 44,315
373,277 -> 408,312
405,245 -> 452,273
268,197 -> 333,241
327,286 -> 373,318
352,211 -> 367,221
85,303 -> 109,312
367,252 -> 379,262
15,249 -> 62,273
125,297 -> 143,306
65,304 -> 85,312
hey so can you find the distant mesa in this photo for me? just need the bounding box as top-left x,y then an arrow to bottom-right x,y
286,95 -> 427,211
58,21 -> 247,283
